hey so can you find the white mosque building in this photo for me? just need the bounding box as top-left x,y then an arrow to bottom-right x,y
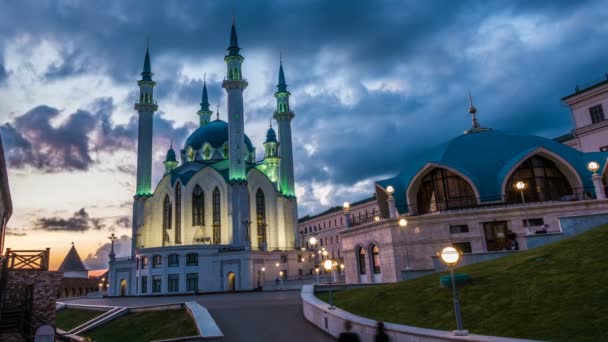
108,22 -> 301,296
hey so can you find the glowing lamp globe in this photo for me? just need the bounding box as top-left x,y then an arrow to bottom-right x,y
275,262 -> 280,267
323,259 -> 333,271
399,218 -> 408,227
322,250 -> 328,256
439,246 -> 461,267
514,181 -> 527,191
386,185 -> 395,195
261,267 -> 265,272
308,236 -> 317,246
343,202 -> 350,212
588,161 -> 600,174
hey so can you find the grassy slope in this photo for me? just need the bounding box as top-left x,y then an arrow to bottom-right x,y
318,225 -> 608,342
55,308 -> 103,331
85,309 -> 198,342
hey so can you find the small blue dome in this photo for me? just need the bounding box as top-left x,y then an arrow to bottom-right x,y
165,147 -> 176,162
265,126 -> 277,143
184,120 -> 254,152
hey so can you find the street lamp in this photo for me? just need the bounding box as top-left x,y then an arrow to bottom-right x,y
588,161 -> 600,174
438,247 -> 468,336
587,161 -> 606,200
514,181 -> 530,234
315,267 -> 320,284
386,185 -> 395,195
398,218 -> 411,277
324,259 -> 335,310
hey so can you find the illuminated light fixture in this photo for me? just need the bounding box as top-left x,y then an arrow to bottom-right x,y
275,262 -> 280,267
399,218 -> 408,227
386,185 -> 395,195
514,181 -> 527,191
374,216 -> 380,222
343,202 -> 350,213
261,267 -> 265,272
438,246 -> 461,267
308,236 -> 317,246
588,161 -> 600,174
323,259 -> 333,271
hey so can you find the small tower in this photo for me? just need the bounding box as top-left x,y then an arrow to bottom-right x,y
273,59 -> 296,197
197,76 -> 213,126
263,121 -> 281,184
58,243 -> 88,278
164,144 -> 178,174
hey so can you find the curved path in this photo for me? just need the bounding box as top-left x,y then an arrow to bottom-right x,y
62,291 -> 333,342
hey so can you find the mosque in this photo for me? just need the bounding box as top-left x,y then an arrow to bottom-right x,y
108,21 -> 301,295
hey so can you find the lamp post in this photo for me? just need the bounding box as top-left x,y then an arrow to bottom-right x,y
261,267 -> 266,288
309,236 -> 319,282
324,259 -> 335,310
279,271 -> 284,288
387,185 -> 397,219
588,161 -> 605,200
315,267 -> 320,284
398,218 -> 412,279
438,246 -> 468,336
343,202 -> 351,228
514,181 -> 530,234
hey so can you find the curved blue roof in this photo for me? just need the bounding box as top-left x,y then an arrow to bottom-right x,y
377,129 -> 608,210
184,119 -> 254,152
265,126 -> 277,143
165,147 -> 176,162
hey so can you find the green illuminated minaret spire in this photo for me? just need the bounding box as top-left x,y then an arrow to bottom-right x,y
197,74 -> 213,126
273,58 -> 295,197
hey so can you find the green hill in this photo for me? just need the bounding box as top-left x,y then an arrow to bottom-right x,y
318,224 -> 608,341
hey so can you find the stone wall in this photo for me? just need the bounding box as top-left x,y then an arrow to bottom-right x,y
3,269 -> 62,329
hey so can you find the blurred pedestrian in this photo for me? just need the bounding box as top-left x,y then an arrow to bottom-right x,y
375,321 -> 389,342
338,320 -> 360,342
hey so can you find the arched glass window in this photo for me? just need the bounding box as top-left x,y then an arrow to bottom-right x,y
213,187 -> 221,244
192,185 -> 204,226
371,245 -> 381,274
357,247 -> 366,275
175,183 -> 181,244
416,168 -> 476,214
163,195 -> 172,246
505,155 -> 572,203
256,189 -> 267,246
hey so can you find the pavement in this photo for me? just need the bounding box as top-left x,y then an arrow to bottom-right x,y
61,290 -> 334,342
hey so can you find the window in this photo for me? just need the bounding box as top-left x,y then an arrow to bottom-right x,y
336,235 -> 339,244
192,185 -> 204,226
330,236 -> 333,245
213,187 -> 221,244
141,256 -> 148,269
168,274 -> 179,293
153,255 -> 162,268
141,276 -> 148,294
186,253 -> 198,266
256,189 -> 267,245
450,224 -> 469,234
523,218 -> 545,227
590,104 -> 605,124
280,254 -> 287,264
175,183 -> 181,244
371,245 -> 381,274
297,254 -> 302,263
452,242 -> 472,254
417,168 -> 477,214
168,254 -> 179,267
152,276 -> 161,293
505,155 -> 572,204
357,247 -> 366,275
340,217 -> 343,225
163,195 -> 172,245
186,273 -> 198,292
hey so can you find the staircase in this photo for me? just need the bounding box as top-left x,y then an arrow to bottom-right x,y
68,306 -> 127,336
0,309 -> 22,334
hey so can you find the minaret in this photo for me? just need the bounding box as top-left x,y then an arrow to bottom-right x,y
164,143 -> 178,174
197,75 -> 213,126
222,19 -> 250,246
273,60 -> 296,197
132,47 -> 158,257
134,47 -> 157,196
263,121 -> 280,185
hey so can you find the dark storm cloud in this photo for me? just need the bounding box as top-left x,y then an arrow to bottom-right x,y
1,0 -> 607,214
34,208 -> 101,232
83,234 -> 130,269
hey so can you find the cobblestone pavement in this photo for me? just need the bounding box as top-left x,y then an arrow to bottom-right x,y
62,290 -> 334,342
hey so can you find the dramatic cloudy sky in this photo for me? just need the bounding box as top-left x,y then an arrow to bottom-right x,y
1,0 -> 607,270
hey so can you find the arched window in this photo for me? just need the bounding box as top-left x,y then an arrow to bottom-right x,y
256,189 -> 267,246
371,245 -> 381,274
175,183 -> 182,244
505,155 -> 572,203
192,185 -> 204,226
416,168 -> 476,215
213,187 -> 221,244
163,195 -> 172,246
357,247 -> 366,275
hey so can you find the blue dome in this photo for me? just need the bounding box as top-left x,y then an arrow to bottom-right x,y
165,147 -> 177,162
265,126 -> 277,143
378,129 -> 608,209
184,120 -> 254,152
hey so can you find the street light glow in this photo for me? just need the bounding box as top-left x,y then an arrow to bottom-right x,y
399,218 -> 408,227
261,267 -> 265,272
308,236 -> 317,246
439,246 -> 461,266
386,185 -> 395,195
588,161 -> 600,174
514,181 -> 527,191
323,259 -> 333,271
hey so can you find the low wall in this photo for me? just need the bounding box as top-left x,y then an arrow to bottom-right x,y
301,285 -> 542,342
432,251 -> 518,272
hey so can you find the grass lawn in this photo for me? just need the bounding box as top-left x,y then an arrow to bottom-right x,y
316,224 -> 608,342
84,309 -> 198,342
55,308 -> 104,331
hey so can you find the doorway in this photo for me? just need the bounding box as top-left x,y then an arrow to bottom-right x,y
227,272 -> 236,292
483,221 -> 509,251
120,279 -> 127,296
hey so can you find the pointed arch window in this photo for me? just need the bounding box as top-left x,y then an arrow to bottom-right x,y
256,189 -> 267,246
162,195 -> 172,246
212,187 -> 221,244
371,245 -> 381,274
357,247 -> 366,275
175,183 -> 182,244
192,185 -> 204,226
416,168 -> 477,215
505,155 -> 572,203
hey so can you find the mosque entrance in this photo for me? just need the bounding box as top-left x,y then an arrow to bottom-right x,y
227,272 -> 236,292
483,221 -> 509,251
120,279 -> 127,296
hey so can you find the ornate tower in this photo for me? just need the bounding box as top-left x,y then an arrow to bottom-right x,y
263,122 -> 280,185
132,47 -> 158,256
197,77 -> 213,126
222,20 -> 250,246
164,144 -> 178,174
273,61 -> 296,197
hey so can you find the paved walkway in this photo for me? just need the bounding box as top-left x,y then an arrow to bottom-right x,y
62,291 -> 334,342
